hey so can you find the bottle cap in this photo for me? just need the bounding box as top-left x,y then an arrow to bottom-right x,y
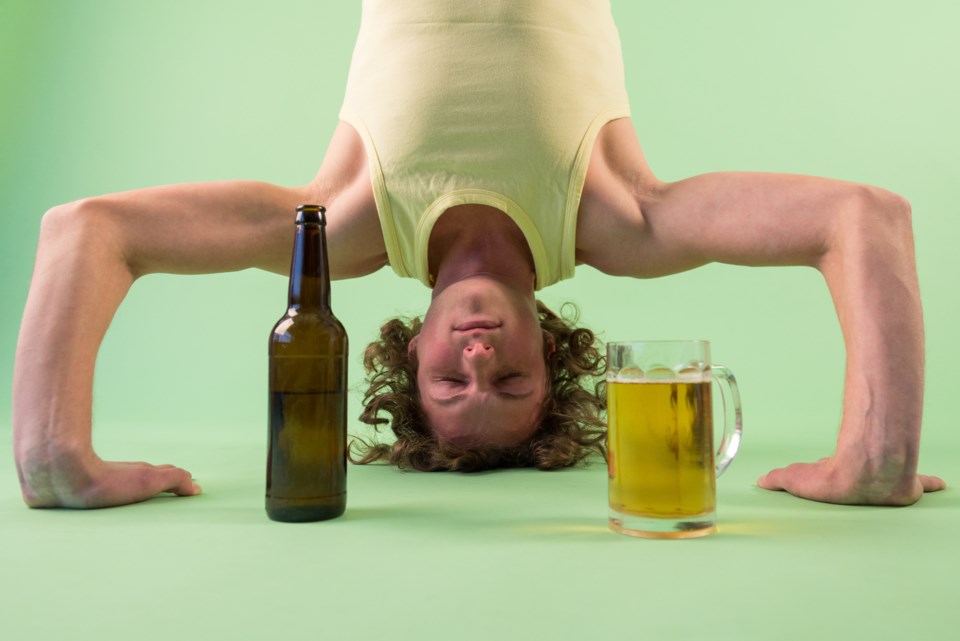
295,204 -> 327,225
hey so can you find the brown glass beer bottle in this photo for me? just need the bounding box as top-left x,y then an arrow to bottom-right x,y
266,204 -> 348,522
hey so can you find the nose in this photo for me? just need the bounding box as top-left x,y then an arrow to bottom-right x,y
464,342 -> 494,359
463,342 -> 495,378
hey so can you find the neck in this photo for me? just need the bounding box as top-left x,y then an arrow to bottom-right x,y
288,222 -> 330,310
428,205 -> 537,298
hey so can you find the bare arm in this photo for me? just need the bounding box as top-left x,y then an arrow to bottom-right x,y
13,172 -> 384,508
580,170 -> 945,505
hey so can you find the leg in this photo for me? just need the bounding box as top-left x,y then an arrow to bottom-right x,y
585,170 -> 945,505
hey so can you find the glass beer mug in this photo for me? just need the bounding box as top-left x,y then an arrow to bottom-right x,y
606,341 -> 742,538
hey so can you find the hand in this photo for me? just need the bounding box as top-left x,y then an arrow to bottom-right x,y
757,456 -> 946,506
19,452 -> 201,509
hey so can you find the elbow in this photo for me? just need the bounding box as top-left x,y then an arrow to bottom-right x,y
38,197 -> 136,278
819,185 -> 916,272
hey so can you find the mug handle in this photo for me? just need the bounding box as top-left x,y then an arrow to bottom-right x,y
711,364 -> 742,477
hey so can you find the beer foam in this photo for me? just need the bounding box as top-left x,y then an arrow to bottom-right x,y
607,367 -> 710,384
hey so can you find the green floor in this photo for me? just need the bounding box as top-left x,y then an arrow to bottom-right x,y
1,425 -> 954,641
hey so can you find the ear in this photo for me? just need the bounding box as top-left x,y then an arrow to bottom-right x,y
407,335 -> 419,363
542,331 -> 556,357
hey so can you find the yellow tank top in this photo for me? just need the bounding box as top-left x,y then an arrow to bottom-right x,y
339,0 -> 631,289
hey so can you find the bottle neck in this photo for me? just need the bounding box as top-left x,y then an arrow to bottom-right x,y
287,223 -> 331,311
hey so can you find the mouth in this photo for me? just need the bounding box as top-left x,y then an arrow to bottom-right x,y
454,319 -> 502,331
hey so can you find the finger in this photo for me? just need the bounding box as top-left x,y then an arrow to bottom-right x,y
757,467 -> 788,491
146,466 -> 201,497
920,474 -> 947,493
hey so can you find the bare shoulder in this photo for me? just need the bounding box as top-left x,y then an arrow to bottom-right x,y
308,121 -> 388,279
575,118 -> 663,276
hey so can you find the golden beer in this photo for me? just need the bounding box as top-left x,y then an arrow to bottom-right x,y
607,378 -> 716,519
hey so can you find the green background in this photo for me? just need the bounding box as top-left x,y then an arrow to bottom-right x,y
1,1 -> 957,640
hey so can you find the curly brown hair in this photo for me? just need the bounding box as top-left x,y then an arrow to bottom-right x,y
351,301 -> 607,472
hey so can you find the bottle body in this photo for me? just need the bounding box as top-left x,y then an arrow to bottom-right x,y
266,205 -> 348,522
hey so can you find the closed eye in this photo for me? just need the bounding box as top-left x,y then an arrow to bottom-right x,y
432,373 -> 524,387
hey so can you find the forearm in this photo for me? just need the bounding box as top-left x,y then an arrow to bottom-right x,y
13,203 -> 133,505
817,195 -> 924,485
